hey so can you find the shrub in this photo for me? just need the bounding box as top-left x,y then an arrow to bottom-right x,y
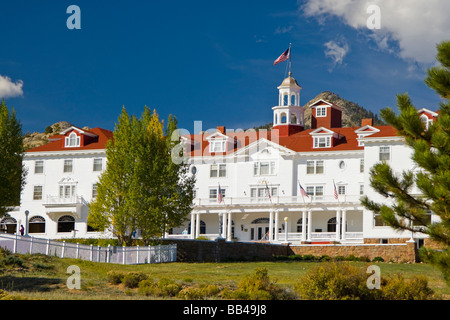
200,284 -> 221,297
138,279 -> 156,296
372,256 -> 385,262
178,287 -> 204,300
294,262 -> 378,300
107,270 -> 126,285
122,272 -> 148,288
381,275 -> 434,300
0,254 -> 23,267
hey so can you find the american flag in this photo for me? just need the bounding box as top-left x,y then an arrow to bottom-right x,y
218,184 -> 223,204
273,47 -> 290,66
333,180 -> 338,200
265,182 -> 272,203
298,181 -> 309,198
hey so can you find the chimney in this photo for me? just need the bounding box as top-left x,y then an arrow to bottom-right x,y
217,126 -> 226,134
361,118 -> 373,127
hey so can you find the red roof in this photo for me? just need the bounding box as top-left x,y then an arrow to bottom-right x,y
185,125 -> 399,157
26,127 -> 113,153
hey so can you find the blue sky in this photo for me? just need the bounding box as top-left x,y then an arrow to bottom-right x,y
0,0 -> 447,134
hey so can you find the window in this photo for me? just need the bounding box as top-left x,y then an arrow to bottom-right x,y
306,185 -> 324,199
250,186 -> 277,201
339,161 -> 346,170
33,186 -> 43,200
64,160 -> 73,173
58,215 -> 75,233
29,216 -> 45,234
296,218 -> 308,233
374,213 -> 388,227
92,184 -> 98,199
306,160 -> 324,174
210,164 -> 226,178
59,184 -> 76,198
65,132 -> 80,147
379,146 -> 390,161
0,217 -> 17,234
35,161 -> 44,174
209,140 -> 226,153
316,106 -> 327,117
93,159 -> 102,171
338,185 -> 346,195
253,161 -> 276,176
360,159 -> 364,173
360,184 -> 364,195
209,187 -> 226,203
313,136 -> 331,148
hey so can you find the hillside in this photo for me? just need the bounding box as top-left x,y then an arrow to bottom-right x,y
254,91 -> 384,130
23,121 -> 91,150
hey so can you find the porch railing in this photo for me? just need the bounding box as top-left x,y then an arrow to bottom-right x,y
194,195 -> 362,206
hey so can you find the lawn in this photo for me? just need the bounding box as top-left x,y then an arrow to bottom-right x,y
0,251 -> 449,300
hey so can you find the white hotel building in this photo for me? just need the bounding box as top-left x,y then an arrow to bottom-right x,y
3,73 -> 438,247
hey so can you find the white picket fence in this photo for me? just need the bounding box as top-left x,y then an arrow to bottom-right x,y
0,233 -> 176,265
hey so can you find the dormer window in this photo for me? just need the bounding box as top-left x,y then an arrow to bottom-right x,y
65,132 -> 80,147
209,140 -> 226,153
313,136 -> 331,148
316,106 -> 327,117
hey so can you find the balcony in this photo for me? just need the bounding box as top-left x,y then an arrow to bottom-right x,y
193,195 -> 362,208
43,196 -> 87,219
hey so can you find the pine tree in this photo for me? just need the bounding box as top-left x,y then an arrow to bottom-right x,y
88,106 -> 195,245
0,99 -> 27,218
361,41 -> 450,284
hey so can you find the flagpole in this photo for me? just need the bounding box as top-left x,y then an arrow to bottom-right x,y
289,43 -> 292,75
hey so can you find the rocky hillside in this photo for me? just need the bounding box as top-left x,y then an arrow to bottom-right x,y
254,91 -> 384,130
23,121 -> 91,150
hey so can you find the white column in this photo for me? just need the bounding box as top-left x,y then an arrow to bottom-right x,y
190,213 -> 196,239
227,211 -> 232,241
336,210 -> 341,242
269,211 -> 274,242
218,212 -> 223,238
301,211 -> 307,242
307,210 -> 312,242
195,212 -> 201,239
341,210 -> 347,241
222,211 -> 228,240
274,210 -> 279,241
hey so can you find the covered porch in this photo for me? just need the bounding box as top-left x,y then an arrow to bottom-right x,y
167,205 -> 364,244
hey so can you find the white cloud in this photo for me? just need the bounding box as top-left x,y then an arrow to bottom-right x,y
274,25 -> 294,34
0,74 -> 24,98
324,40 -> 349,67
301,0 -> 450,64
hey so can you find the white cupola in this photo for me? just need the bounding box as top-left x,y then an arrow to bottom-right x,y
272,72 -> 305,136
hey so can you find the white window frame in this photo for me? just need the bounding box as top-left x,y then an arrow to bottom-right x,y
65,132 -> 81,148
313,136 -> 331,148
306,160 -> 324,174
253,161 -> 277,176
93,158 -> 103,172
209,140 -> 226,153
34,160 -> 44,174
337,185 -> 346,195
379,146 -> 391,161
360,158 -> 364,173
209,187 -> 226,203
92,184 -> 98,199
210,164 -> 226,178
33,185 -> 43,201
250,186 -> 278,202
305,185 -> 324,200
316,106 -> 327,117
63,160 -> 73,173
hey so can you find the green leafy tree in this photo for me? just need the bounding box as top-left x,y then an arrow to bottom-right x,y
361,41 -> 450,284
0,99 -> 27,218
88,106 -> 195,245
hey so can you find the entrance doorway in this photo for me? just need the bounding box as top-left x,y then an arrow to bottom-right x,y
250,218 -> 271,241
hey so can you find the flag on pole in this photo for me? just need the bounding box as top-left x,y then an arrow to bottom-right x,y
273,47 -> 290,66
298,180 -> 309,198
333,180 -> 338,200
218,184 -> 223,204
265,182 -> 272,203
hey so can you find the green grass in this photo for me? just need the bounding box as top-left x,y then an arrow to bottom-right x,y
0,251 -> 448,300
